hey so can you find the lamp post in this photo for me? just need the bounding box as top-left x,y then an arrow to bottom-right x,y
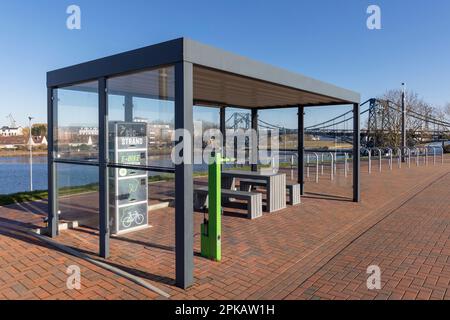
401,83 -> 406,162
28,116 -> 34,191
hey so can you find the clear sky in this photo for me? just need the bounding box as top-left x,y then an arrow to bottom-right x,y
1,0 -> 449,128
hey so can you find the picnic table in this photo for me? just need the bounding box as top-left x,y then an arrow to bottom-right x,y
222,170 -> 286,213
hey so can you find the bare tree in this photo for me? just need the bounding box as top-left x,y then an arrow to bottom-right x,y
373,89 -> 435,146
444,103 -> 450,121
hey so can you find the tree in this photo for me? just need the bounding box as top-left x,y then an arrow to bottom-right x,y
31,123 -> 47,137
373,89 -> 436,147
444,103 -> 450,121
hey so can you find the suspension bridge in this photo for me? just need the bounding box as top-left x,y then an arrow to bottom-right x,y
226,98 -> 450,147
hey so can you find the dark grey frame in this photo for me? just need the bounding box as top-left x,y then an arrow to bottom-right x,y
47,38 -> 360,289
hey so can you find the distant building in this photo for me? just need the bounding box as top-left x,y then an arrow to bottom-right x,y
79,127 -> 98,136
0,136 -> 26,148
133,118 -> 174,146
31,136 -> 48,146
0,126 -> 23,137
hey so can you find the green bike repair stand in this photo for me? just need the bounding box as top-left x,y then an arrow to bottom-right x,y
201,152 -> 227,261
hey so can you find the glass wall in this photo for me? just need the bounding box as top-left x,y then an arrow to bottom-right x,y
225,107 -> 251,168
53,81 -> 100,230
107,67 -> 175,168
54,81 -> 99,161
106,66 -> 175,234
193,105 -> 220,173
56,163 -> 99,229
258,108 -> 297,167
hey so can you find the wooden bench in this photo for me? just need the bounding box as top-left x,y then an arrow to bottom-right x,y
239,179 -> 301,206
193,186 -> 263,220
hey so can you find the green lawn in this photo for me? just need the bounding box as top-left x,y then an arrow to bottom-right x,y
0,184 -> 99,206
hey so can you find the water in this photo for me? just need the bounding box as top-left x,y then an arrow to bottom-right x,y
0,156 -> 99,195
0,156 -> 48,194
1,143 -> 447,195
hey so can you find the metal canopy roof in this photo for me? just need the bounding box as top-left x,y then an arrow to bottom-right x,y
47,38 -> 360,108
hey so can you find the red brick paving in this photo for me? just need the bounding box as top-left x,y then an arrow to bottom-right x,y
0,156 -> 449,300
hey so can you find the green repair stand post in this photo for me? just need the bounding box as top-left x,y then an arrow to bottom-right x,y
201,152 -> 230,261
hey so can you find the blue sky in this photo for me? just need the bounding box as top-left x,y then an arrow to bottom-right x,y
1,0 -> 449,128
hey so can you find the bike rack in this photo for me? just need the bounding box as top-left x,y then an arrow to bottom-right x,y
371,148 -> 382,172
361,148 -> 371,174
414,148 -> 420,166
424,147 -> 428,166
306,153 -> 310,178
321,153 -> 324,176
328,152 -> 334,181
313,152 -> 319,183
395,147 -> 402,168
432,147 -> 436,166
290,154 -> 295,180
344,152 -> 349,177
401,147 -> 411,168
387,148 -> 393,170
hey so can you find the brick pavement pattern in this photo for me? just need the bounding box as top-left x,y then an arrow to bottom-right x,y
0,156 -> 449,300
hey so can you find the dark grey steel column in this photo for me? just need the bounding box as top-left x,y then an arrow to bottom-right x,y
47,88 -> 58,238
251,108 -> 258,172
220,106 -> 226,154
174,61 -> 194,289
353,103 -> 361,203
298,106 -> 305,195
401,83 -> 406,162
99,77 -> 110,258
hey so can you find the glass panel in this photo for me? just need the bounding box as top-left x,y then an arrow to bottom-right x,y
193,105 -> 220,174
106,66 -> 174,235
107,67 -> 175,169
258,108 -> 297,168
56,163 -> 99,229
225,107 -> 251,170
55,81 -> 99,161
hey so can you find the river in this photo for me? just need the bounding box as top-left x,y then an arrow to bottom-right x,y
0,143 -> 447,195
